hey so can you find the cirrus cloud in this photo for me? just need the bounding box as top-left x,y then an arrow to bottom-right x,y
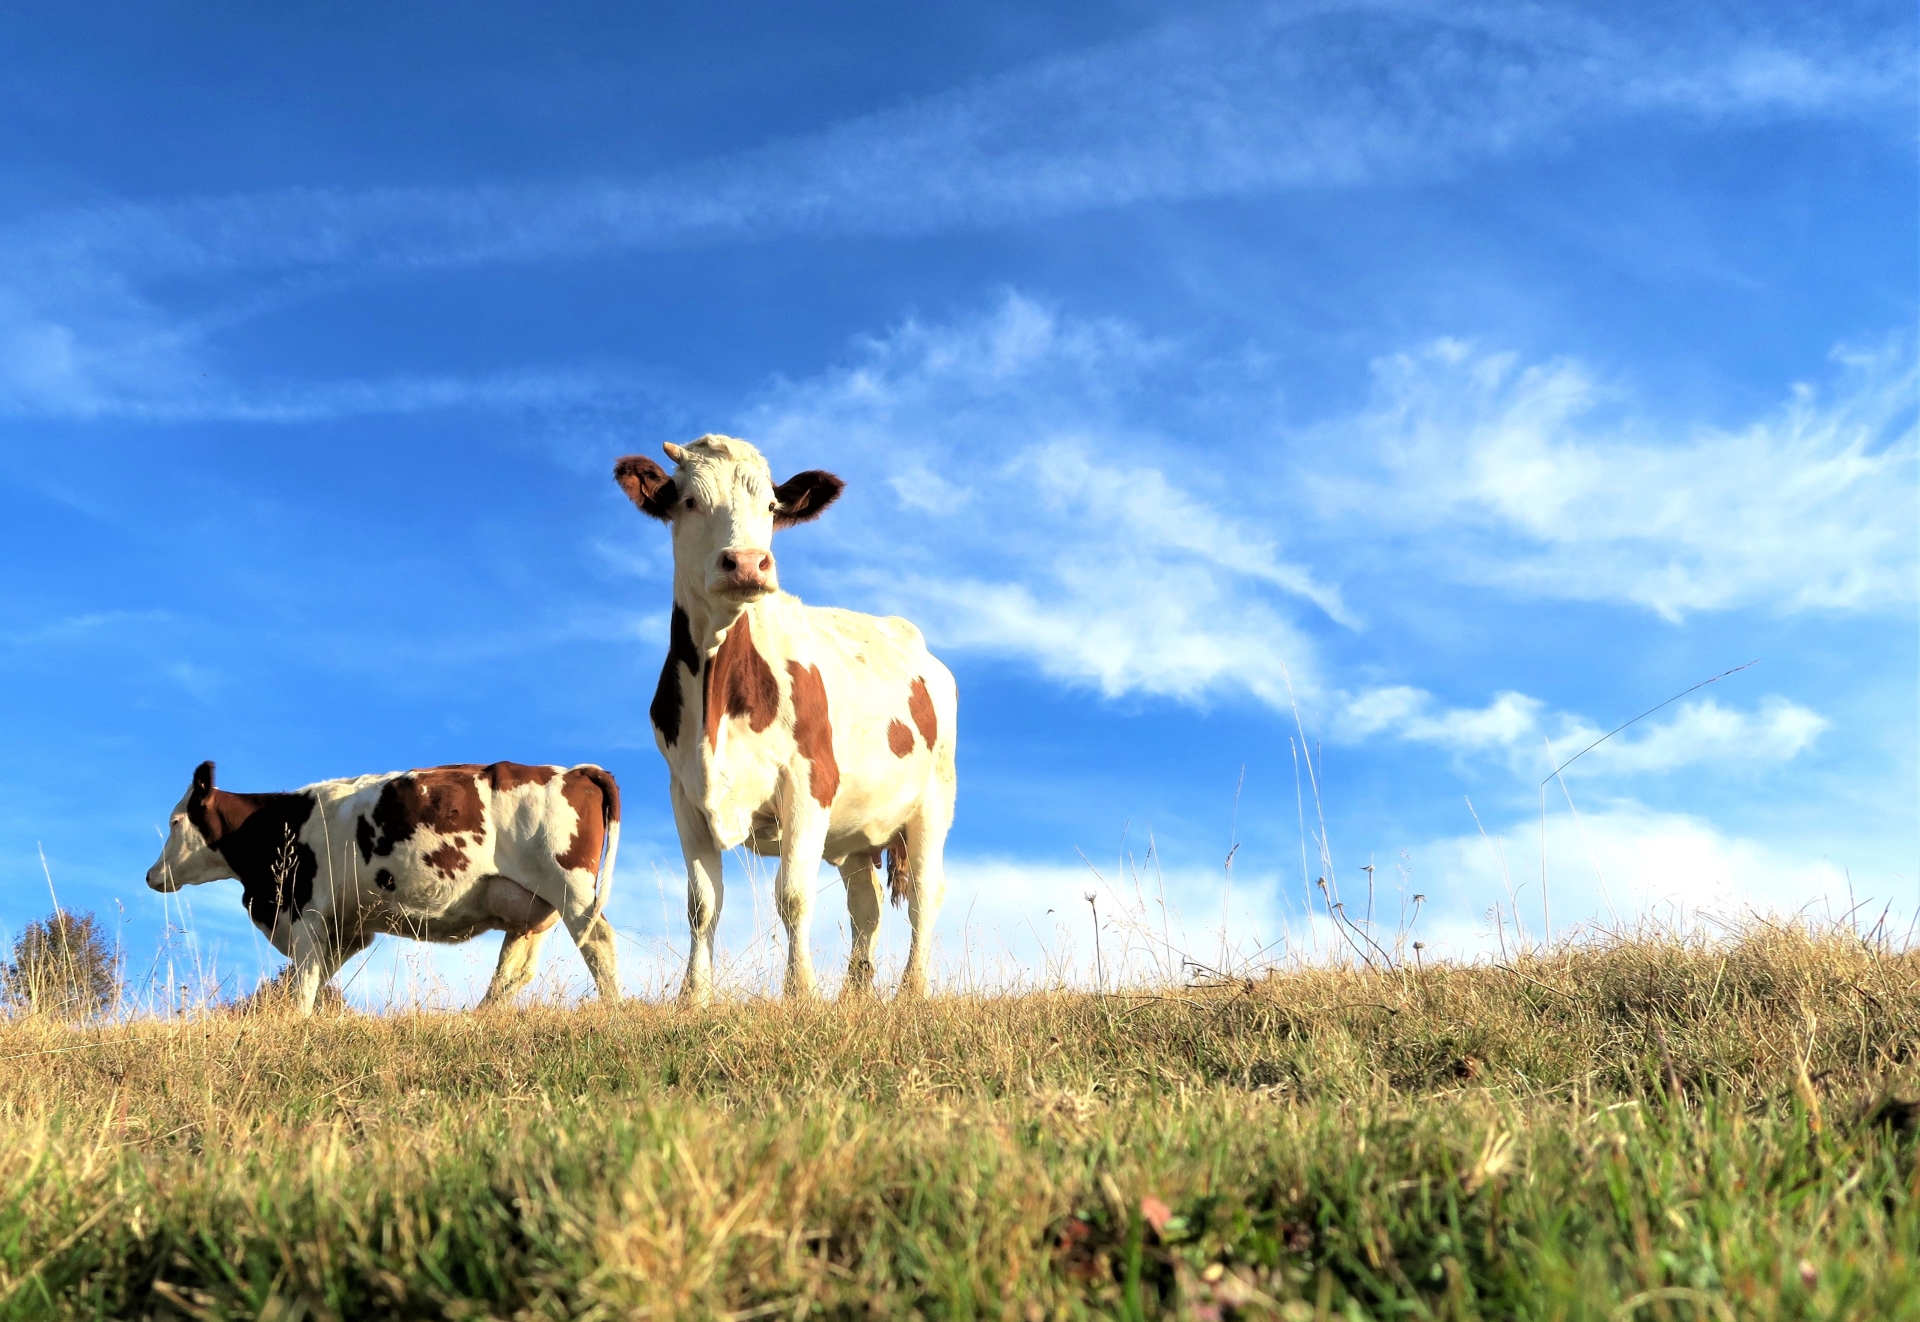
1314,337 -> 1918,618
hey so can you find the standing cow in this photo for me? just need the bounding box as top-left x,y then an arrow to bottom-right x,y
614,434 -> 957,1003
146,760 -> 621,1014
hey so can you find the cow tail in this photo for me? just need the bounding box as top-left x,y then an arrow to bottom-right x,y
884,828 -> 910,908
584,767 -> 620,931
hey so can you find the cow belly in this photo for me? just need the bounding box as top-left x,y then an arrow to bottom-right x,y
824,773 -> 929,854
704,768 -> 927,861
370,875 -> 556,944
482,876 -> 558,931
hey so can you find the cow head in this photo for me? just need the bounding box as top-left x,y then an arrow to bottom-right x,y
146,760 -> 239,891
614,434 -> 842,607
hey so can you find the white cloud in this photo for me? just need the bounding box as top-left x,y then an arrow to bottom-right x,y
1316,338 -> 1918,617
1571,695 -> 1830,774
158,808 -> 1900,1004
1343,686 -> 1545,751
1339,684 -> 1829,777
744,296 -> 1911,718
1405,801 -> 1888,959
307,853 -> 1297,1004
743,294 -> 1337,707
446,809 -> 1889,999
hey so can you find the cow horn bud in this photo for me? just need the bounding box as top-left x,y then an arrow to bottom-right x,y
662,441 -> 689,463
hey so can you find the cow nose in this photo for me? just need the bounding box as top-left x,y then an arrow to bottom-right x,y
719,549 -> 774,585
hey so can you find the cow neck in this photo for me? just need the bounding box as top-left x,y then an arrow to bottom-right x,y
678,592 -> 748,660
201,789 -> 320,931
686,593 -> 782,750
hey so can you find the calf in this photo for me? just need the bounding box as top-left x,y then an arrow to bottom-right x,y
615,433 -> 957,1003
146,760 -> 621,1014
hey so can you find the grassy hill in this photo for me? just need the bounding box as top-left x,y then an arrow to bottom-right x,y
0,921 -> 1915,1319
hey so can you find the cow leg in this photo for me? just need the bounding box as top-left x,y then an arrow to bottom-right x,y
284,913 -> 368,1015
541,871 -> 621,1005
477,924 -> 551,1009
774,812 -> 829,1000
671,788 -> 725,1006
572,913 -> 621,1004
476,878 -> 559,1009
898,785 -> 955,999
838,854 -> 884,996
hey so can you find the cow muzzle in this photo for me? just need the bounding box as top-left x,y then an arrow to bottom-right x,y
715,548 -> 776,595
145,862 -> 182,892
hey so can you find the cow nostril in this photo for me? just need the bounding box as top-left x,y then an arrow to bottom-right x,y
756,554 -> 771,572
720,552 -> 737,572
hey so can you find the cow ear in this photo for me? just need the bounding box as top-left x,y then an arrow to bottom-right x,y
774,470 -> 844,528
614,455 -> 679,522
188,760 -> 218,839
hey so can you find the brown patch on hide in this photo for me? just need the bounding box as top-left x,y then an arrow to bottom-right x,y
361,767 -> 488,862
887,719 -> 915,757
704,613 -> 779,749
422,840 -> 470,880
907,677 -> 938,749
651,604 -> 700,745
479,762 -> 557,793
556,766 -> 620,873
786,660 -> 839,807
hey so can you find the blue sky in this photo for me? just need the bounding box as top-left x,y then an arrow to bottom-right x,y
2,1 -> 1914,1003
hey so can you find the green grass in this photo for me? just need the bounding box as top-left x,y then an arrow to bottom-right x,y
0,921 -> 1916,1319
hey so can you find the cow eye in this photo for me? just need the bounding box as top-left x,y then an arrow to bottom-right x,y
767,501 -> 777,512
683,497 -> 696,510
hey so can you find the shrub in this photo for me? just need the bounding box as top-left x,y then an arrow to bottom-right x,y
1,909 -> 119,1020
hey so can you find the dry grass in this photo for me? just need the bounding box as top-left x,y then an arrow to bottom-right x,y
0,920 -> 1916,1319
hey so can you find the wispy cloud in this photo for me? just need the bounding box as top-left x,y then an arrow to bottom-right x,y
0,1 -> 1908,421
733,292 -> 1914,721
1,609 -> 177,649
1339,686 -> 1829,775
744,294 -> 1338,706
17,3 -> 1906,274
1314,337 -> 1919,617
0,329 -> 656,423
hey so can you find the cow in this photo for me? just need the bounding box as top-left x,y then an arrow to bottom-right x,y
614,434 -> 957,1004
145,760 -> 622,1014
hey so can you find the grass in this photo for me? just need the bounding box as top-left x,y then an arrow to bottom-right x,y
0,920 -> 1915,1319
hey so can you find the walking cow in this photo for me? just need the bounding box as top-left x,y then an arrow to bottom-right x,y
146,760 -> 622,1014
614,434 -> 957,1003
